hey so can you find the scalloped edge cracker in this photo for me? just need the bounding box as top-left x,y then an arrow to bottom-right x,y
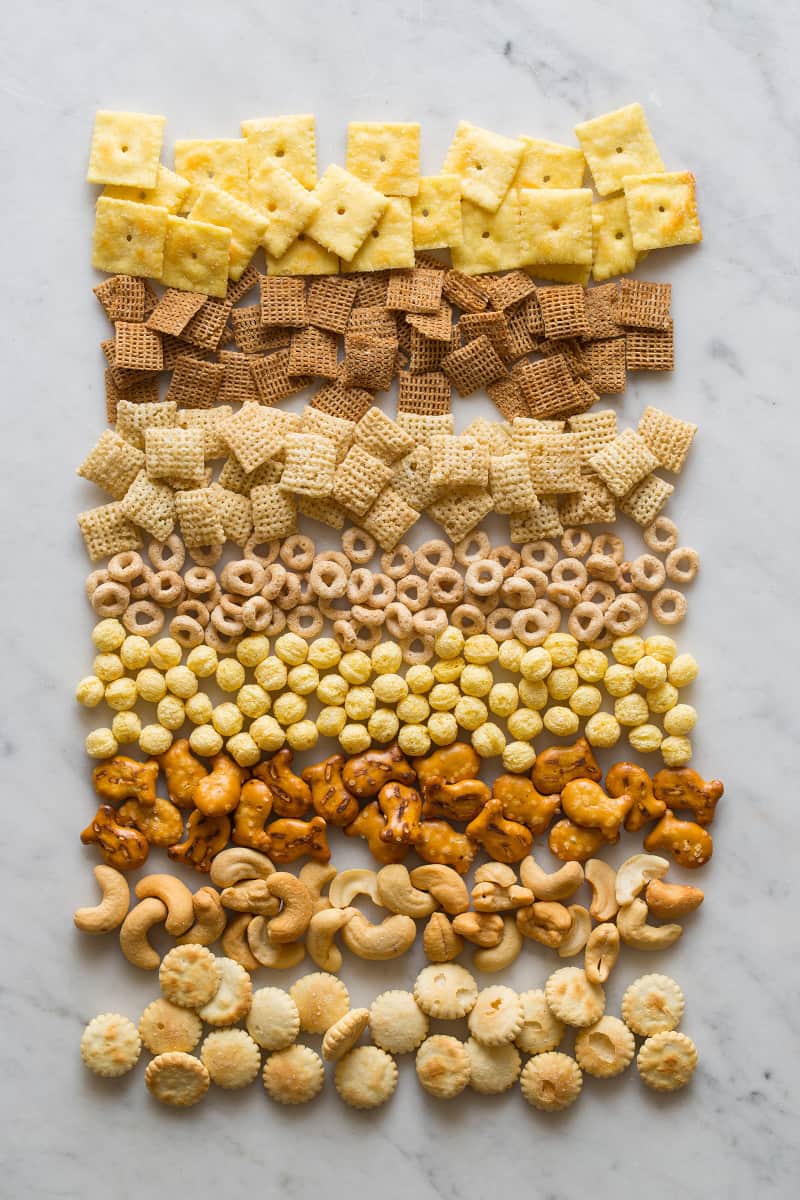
189,185 -> 268,281
242,115 -> 318,189
443,122 -> 524,213
343,197 -> 414,272
92,197 -> 168,278
161,216 -> 230,298
623,172 -> 702,251
575,102 -> 665,197
305,165 -> 387,261
411,175 -> 463,250
346,122 -> 420,197
518,188 -> 593,266
88,111 -> 165,187
248,161 -> 320,258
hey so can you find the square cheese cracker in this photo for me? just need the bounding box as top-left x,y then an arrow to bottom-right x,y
343,198 -> 415,271
267,233 -> 338,276
512,137 -> 585,190
189,186 -> 268,281
103,165 -> 190,214
591,195 -> 640,281
518,188 -> 593,266
92,197 -> 168,278
248,161 -> 320,258
161,216 -> 230,297
87,111 -> 165,187
174,139 -> 249,205
443,122 -> 524,213
305,165 -> 387,261
346,122 -> 420,196
623,172 -> 702,251
411,175 -> 462,249
450,194 -> 520,274
575,102 -> 664,197
241,115 -> 318,189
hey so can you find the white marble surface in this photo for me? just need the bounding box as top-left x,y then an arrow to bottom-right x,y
1,1 -> 799,1196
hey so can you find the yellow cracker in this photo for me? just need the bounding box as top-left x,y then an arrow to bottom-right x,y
267,233 -> 338,276
346,121 -> 420,196
87,111 -> 165,187
173,139 -> 249,205
411,175 -> 463,250
92,197 -> 168,278
343,197 -> 414,271
189,185 -> 268,281
161,216 -> 230,298
248,161 -> 320,258
527,262 -> 592,285
623,172 -> 702,251
512,137 -> 585,190
575,102 -> 665,197
442,122 -> 524,213
450,194 -> 520,275
103,165 -> 190,214
518,188 -> 593,266
592,195 -> 639,281
305,164 -> 387,261
241,115 -> 318,189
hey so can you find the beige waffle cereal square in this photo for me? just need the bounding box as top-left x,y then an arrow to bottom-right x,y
391,445 -> 438,511
427,486 -> 493,542
343,196 -> 415,271
190,186 -> 268,281
218,456 -> 283,496
518,187 -> 593,266
510,496 -> 562,541
386,267 -> 444,314
568,409 -> 618,463
354,406 -> 415,463
120,470 -> 175,539
397,412 -> 454,446
165,356 -> 224,409
251,350 -> 312,404
638,405 -> 697,473
301,407 -> 355,460
206,486 -> 252,545
487,376 -> 529,421
280,432 -> 337,496
306,276 -> 358,334
88,111 -> 165,187
288,326 -> 339,378
78,429 -> 145,499
528,432 -> 583,493
178,406 -> 233,459
462,416 -> 511,455
146,288 -> 205,336
584,282 -> 622,339
333,444 -> 395,516
267,232 -> 338,276
174,138 -> 249,205
591,195 -> 639,282
405,300 -> 453,342
78,502 -> 142,561
174,488 -> 224,547
341,334 -> 397,391
490,451 -> 538,514
512,356 -> 579,420
241,114 -> 318,189
397,370 -> 452,415
559,470 -> 617,525
459,311 -> 513,361
259,275 -> 307,327
92,197 -> 168,278
145,426 -> 205,485
251,483 -> 297,540
181,296 -> 234,350
411,175 -> 462,250
305,164 -> 387,260
81,1013 -> 141,1077
297,494 -> 348,530
224,403 -> 288,472
625,322 -> 674,371
362,487 -> 419,551
450,193 -> 521,274
618,279 -> 672,330
537,285 -> 588,340
624,171 -> 702,251
217,352 -> 259,406
310,378 -> 373,423
442,268 -> 490,312
510,415 -> 557,454
248,161 -> 320,258
114,322 -> 163,371
103,164 -> 190,214
346,122 -> 420,196
619,472 -> 674,525
116,399 -> 177,449
443,122 -> 524,212
590,428 -> 660,496
160,216 -> 230,298
587,338 -> 626,394
512,137 -> 585,190
575,103 -> 664,197
429,434 -> 490,489
442,334 -> 507,396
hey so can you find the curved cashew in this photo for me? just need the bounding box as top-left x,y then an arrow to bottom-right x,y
615,854 -> 669,906
221,912 -> 261,971
475,862 -> 517,888
516,901 -> 571,948
473,915 -> 523,973
210,847 -> 275,888
220,879 -> 280,916
329,868 -> 381,909
471,881 -> 533,912
376,864 -> 437,917
617,898 -> 682,950
119,897 -> 167,970
452,912 -> 504,947
423,912 -> 463,962
134,874 -> 194,936
265,873 -> 313,944
74,865 -> 130,934
520,855 -> 584,901
409,864 -> 469,914
299,862 -> 337,906
585,922 -> 620,984
176,887 -> 226,946
306,906 -> 357,972
645,878 -> 705,920
247,916 -> 306,968
341,912 -> 417,960
557,905 -> 592,958
585,859 -> 619,922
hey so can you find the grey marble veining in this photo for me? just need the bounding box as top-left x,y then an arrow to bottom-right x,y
1,1 -> 798,1196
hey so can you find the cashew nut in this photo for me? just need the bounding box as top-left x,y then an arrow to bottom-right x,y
585,858 -> 619,922
516,901 -> 571,948
119,897 -> 167,970
176,887 -> 226,946
615,854 -> 670,906
221,912 -> 261,971
409,864 -> 470,914
519,855 -> 584,901
329,868 -> 381,909
643,810 -> 714,869
585,922 -> 620,984
306,906 -> 357,972
557,905 -> 592,958
472,915 -> 523,973
73,865 -> 130,934
247,915 -> 306,968
376,864 -> 437,917
471,880 -> 534,912
616,898 -> 682,950
210,847 -> 275,888
423,912 -> 463,962
340,912 -> 417,960
452,912 -> 504,947
134,873 -> 195,936
645,878 -> 705,920
299,862 -> 337,908
220,879 -> 280,916
265,873 -> 313,944
475,862 -> 517,887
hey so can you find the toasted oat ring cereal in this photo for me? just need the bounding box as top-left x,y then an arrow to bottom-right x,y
454,531 -> 491,566
637,1030 -> 698,1092
465,589 -> 499,616
86,568 -> 110,599
552,558 -> 589,590
262,1044 -> 324,1104
189,544 -> 223,567
290,972 -> 350,1035
159,944 -> 221,1009
123,600 -> 164,638
488,545 -> 521,577
92,581 -> 130,618
370,990 -> 429,1055
169,614 -> 205,650
148,534 -> 186,573
604,595 -> 643,637
221,560 -> 266,597
145,1051 -> 210,1107
139,999 -> 202,1055
351,603 -> 384,628
520,1052 -> 583,1112
333,619 -> 359,651
544,967 -> 605,1028
198,956 -> 252,1026
414,963 -> 478,1020
334,1045 -> 398,1108
380,544 -> 414,580
346,567 -> 374,605
287,605 -> 324,638
568,601 -> 605,643
501,576 -> 537,608
260,562 -> 287,600
511,608 -> 550,647
546,581 -> 582,609
467,1038 -> 521,1095
264,608 -> 287,637
384,601 -> 414,639
416,1035 -> 471,1099
615,562 -> 636,593
185,566 -> 218,598
342,527 -> 377,565
108,550 -> 145,586
629,554 -> 666,592
274,572 -> 302,611
536,598 -> 562,631
149,569 -> 185,607
621,974 -> 686,1037
515,989 -> 565,1056
322,1008 -> 371,1062
206,625 -> 243,653
280,534 -> 315,572
211,605 -> 245,638
428,566 -> 464,606
586,553 -> 620,582
415,539 -> 454,576
310,559 -> 348,600
401,634 -> 435,665
352,622 -> 382,651
652,588 -> 687,625
521,540 -> 559,572
396,574 -> 429,613
200,1029 -> 261,1089
468,986 -> 523,1046
451,603 -> 485,635
241,595 -> 272,632
643,516 -> 679,555
665,546 -> 700,584
465,559 -> 504,596
81,1013 -> 141,1077
486,608 -> 516,641
574,1016 -> 635,1078
591,532 -> 624,563
582,581 -> 615,610
366,572 -> 396,608
246,987 -> 300,1051
243,536 -> 280,567
561,528 -> 592,559
413,607 -> 449,637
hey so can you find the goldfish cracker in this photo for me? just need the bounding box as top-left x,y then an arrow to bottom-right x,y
275,633 -> 308,666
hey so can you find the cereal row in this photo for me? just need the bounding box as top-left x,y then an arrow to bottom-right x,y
80,960 -> 698,1107
88,105 -> 700,293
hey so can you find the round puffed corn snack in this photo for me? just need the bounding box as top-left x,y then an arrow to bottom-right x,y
198,957 -> 252,1026
544,968 -> 605,1029
80,1013 -> 141,1077
415,1035 -> 471,1099
370,990 -> 429,1054
520,1052 -> 583,1112
467,1038 -> 521,1095
467,986 -> 523,1047
290,973 -> 350,1034
621,974 -> 686,1037
637,1031 -> 698,1092
145,1051 -> 210,1107
139,999 -> 202,1055
262,1044 -> 325,1105
200,1029 -> 261,1089
246,987 -> 300,1051
515,990 -> 565,1055
159,944 -> 222,1009
334,1045 -> 398,1109
322,1008 -> 370,1062
414,964 -> 478,1020
574,1016 -> 636,1079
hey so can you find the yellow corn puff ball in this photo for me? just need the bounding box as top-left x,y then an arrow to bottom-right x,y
584,711 -> 621,747
668,654 -> 698,687
575,649 -> 608,683
371,641 -> 403,674
76,676 -> 105,707
86,728 -> 118,758
288,665 -> 320,696
604,665 -> 636,698
187,645 -> 218,678
92,619 -> 126,652
543,633 -> 578,667
165,666 -> 198,699
464,635 -> 499,665
435,627 -> 465,660
520,648 -> 553,682
217,658 -> 246,693
373,674 -> 408,705
397,724 -> 431,757
646,682 -> 679,713
157,696 -> 186,731
460,666 -> 493,698
611,636 -> 645,666
633,656 -> 667,689
432,657 -> 464,684
406,665 -> 435,694
661,735 -> 692,766
94,653 -> 124,683
368,708 -> 400,744
237,635 -> 271,668
150,638 -> 182,670
427,712 -> 458,746
507,707 -> 543,740
273,693 -> 307,726
185,693 -> 213,725
547,668 -> 579,701
339,723 -> 371,754
628,724 -> 663,753
543,706 -> 580,737
345,687 -> 376,721
396,695 -> 431,724
120,635 -> 151,670
569,685 -> 602,717
502,741 -> 537,773
340,651 -> 372,684
519,679 -> 548,710
614,694 -> 649,727
307,638 -> 341,670
286,721 -> 319,752
497,639 -> 526,673
227,732 -> 261,766
275,632 -> 309,666
317,706 -> 348,737
471,722 -> 506,758
663,704 -> 697,736
454,696 -> 488,731
237,685 -> 270,719
111,711 -> 142,745
644,635 -> 677,665
488,683 -> 519,719
190,724 -> 224,756
139,724 -> 173,755
212,702 -> 245,737
250,715 -> 286,751
317,673 -> 349,706
429,683 -> 461,711
136,668 -> 167,703
255,657 -> 288,691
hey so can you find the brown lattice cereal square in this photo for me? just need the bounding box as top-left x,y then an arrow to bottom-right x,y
523,291 -> 546,337
361,488 -> 420,551
218,456 -> 284,495
559,470 -> 617,525
583,283 -> 622,341
536,285 -> 589,340
528,433 -> 583,493
174,488 -> 224,547
625,322 -> 674,371
77,429 -> 145,499
113,322 -> 163,372
146,289 -> 206,336
116,399 -> 177,449
216,351 -> 259,406
347,304 -> 398,341
638,406 -> 697,473
586,338 -> 626,394
352,270 -> 390,306
458,311 -> 514,362
94,275 -> 155,323
427,487 -> 493,542
144,426 -> 205,485
165,356 -> 224,409
504,301 -> 538,360
250,349 -> 312,404
306,276 -> 359,333
397,370 -> 452,415
104,369 -> 158,422
405,300 -> 453,342
341,334 -> 397,391
589,428 -> 660,497
617,279 -> 672,330
227,264 -> 261,305
78,500 -> 142,561
568,409 -> 618,464
509,496 -> 563,542
231,305 -> 291,353
310,378 -> 374,422
619,473 -> 674,526
259,275 -> 308,327
486,376 -> 529,421
386,268 -> 444,314
297,494 -> 348,530
409,328 -> 457,374
208,484 -> 253,546
177,407 -> 233,459
180,297 -> 234,351
397,412 -> 455,447
442,269 -> 490,314
120,469 -> 176,539
485,270 -> 536,311
489,451 -> 539,514
512,355 -> 580,419
429,434 -> 490,489
288,326 -> 339,378
442,335 -> 507,396
224,403 -> 290,472
353,406 -> 415,464
280,432 -> 337,497
538,337 -> 591,383
332,444 -> 395,516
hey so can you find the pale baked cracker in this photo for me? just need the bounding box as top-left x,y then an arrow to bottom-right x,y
161,215 -> 231,298
189,185 -> 268,281
623,171 -> 702,250
87,111 -> 165,187
346,122 -> 420,196
248,160 -> 321,258
450,193 -> 521,274
443,122 -> 525,212
518,187 -> 593,266
198,957 -> 253,1025
173,138 -> 249,205
342,197 -> 415,271
92,197 -> 168,277
411,175 -> 463,250
201,1029 -> 261,1088
305,164 -> 387,261
512,136 -> 585,190
592,195 -> 639,281
267,232 -> 338,276
103,164 -> 190,214
241,114 -> 318,189
575,102 -> 665,197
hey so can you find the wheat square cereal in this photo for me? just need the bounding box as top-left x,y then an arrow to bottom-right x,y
637,406 -> 697,473
267,233 -> 338,276
354,406 -> 415,463
218,456 -> 283,495
288,326 -> 339,378
443,122 -> 524,212
397,370 -> 451,415
247,161 -> 321,258
102,164 -> 190,214
181,297 -> 234,351
427,487 -> 493,542
304,164 -> 387,260
158,335 -> 205,375
518,188 -> 593,267
116,399 -> 177,448
504,301 -> 538,360
575,103 -> 665,197
224,403 -> 290,472
487,375 -> 529,421
77,429 -> 145,499
145,426 -> 205,485
625,322 -> 674,371
568,409 -> 618,463
450,194 -> 521,274
583,283 -> 622,340
227,262 -> 260,302
591,196 -> 640,282
241,115 -> 317,189
88,111 -> 165,187
409,327 -> 455,374
590,428 -> 660,496
442,335 -> 507,396
442,269 -> 490,312
586,338 -> 626,394
349,271 -> 388,306
332,444 -> 395,516
94,275 -> 154,323
310,378 -> 373,423
114,322 -> 164,372
343,197 -> 415,271
190,186 -> 268,281
251,350 -> 312,404
617,280 -> 672,330
101,338 -> 150,392
348,307 -> 398,345
173,488 -> 224,547
165,356 -> 224,409
623,172 -> 701,250
146,289 -> 205,336
296,494 -> 347,530
489,451 -> 538,514
414,250 -> 448,271
92,197 -> 168,278
484,270 -> 536,312
512,137 -> 585,190
178,406 -> 233,459
280,432 -> 337,497
215,352 -> 258,406
509,496 -> 563,541
160,216 -> 230,298
619,473 -> 674,525
306,276 -> 358,334
78,500 -> 143,561
346,122 -> 420,196
231,307 -> 290,353
361,488 -> 419,550
386,268 -> 443,314
410,175 -> 462,250
173,139 -> 249,205
342,334 -> 397,391
120,470 -> 175,539
405,300 -> 453,343
559,470 -> 617,525
459,311 -> 513,361
301,407 -> 356,460
511,356 -> 579,419
259,276 -> 307,327
207,484 -> 253,546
